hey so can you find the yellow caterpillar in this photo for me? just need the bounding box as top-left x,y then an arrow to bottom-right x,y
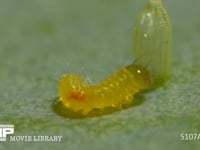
56,0 -> 172,116
58,64 -> 152,115
133,0 -> 172,85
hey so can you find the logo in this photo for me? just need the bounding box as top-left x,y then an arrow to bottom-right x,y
0,124 -> 62,142
0,125 -> 14,141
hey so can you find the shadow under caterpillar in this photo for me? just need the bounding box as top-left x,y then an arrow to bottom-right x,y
58,64 -> 152,116
52,93 -> 146,119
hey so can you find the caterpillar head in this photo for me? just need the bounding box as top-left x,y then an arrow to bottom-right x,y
126,64 -> 153,90
58,74 -> 87,109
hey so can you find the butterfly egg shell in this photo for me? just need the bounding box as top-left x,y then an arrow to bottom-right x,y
58,64 -> 152,115
133,0 -> 172,85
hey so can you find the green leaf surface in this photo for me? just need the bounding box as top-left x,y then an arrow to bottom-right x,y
0,0 -> 200,149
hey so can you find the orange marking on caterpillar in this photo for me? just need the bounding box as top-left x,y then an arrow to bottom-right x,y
67,90 -> 86,101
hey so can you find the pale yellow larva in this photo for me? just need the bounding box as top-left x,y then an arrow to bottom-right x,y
133,0 -> 172,85
58,64 -> 152,116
